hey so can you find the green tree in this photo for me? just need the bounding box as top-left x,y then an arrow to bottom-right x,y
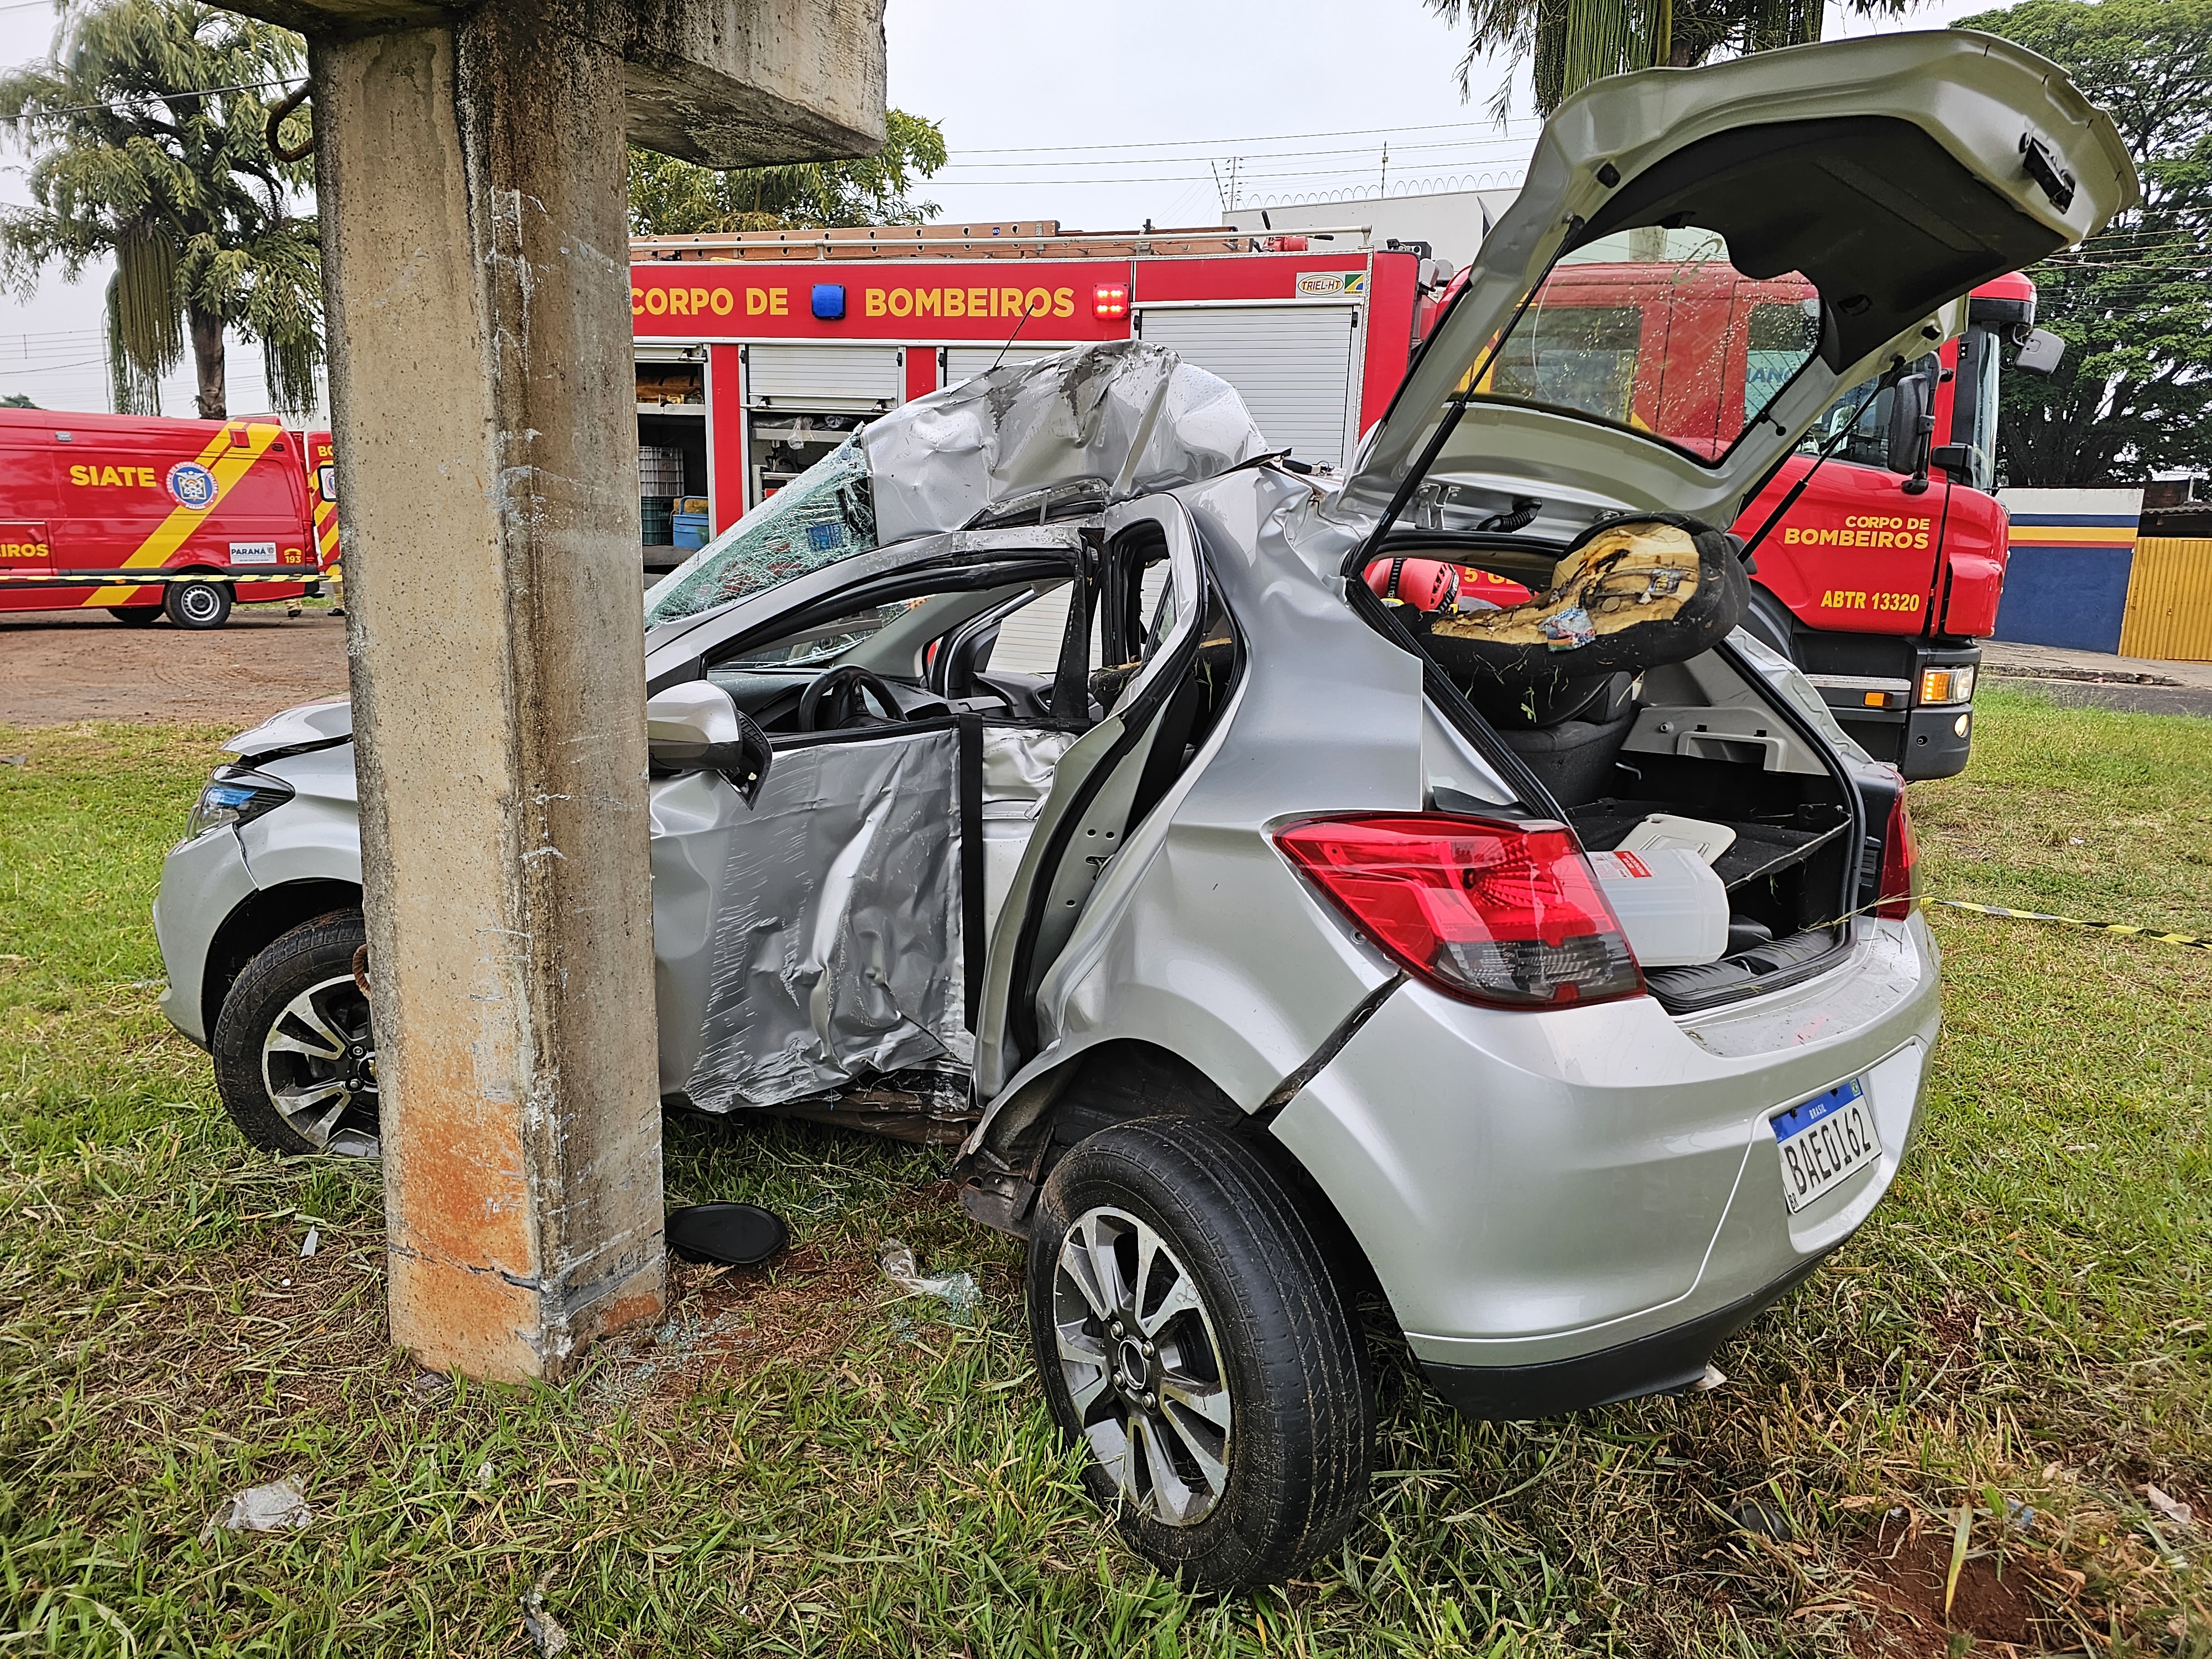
628,110 -> 948,237
0,0 -> 319,419
1,393 -> 36,407
1954,0 -> 2212,485
1426,0 -> 1912,117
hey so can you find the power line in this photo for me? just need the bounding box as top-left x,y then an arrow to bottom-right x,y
0,76 -> 301,123
953,115 -> 1544,157
940,136 -> 1536,173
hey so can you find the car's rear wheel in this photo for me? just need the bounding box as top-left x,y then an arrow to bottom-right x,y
165,576 -> 232,630
211,911 -> 379,1156
107,605 -> 163,626
1026,1117 -> 1373,1592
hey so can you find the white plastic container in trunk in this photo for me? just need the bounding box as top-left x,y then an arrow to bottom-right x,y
1587,847 -> 1730,967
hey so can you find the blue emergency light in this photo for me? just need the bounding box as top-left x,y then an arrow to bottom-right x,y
811,284 -> 846,320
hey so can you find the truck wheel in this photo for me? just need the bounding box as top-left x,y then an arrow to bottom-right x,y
211,911 -> 379,1156
107,606 -> 164,627
165,576 -> 232,630
1026,1118 -> 1374,1592
1743,587 -> 1797,661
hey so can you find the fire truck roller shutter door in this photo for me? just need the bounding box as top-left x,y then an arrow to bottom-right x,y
1135,304 -> 1357,471
942,345 -> 1068,388
743,345 -> 902,408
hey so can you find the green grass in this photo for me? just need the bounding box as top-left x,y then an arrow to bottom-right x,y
1,688 -> 2207,1656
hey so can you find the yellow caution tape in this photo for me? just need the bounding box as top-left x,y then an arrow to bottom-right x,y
1936,899 -> 2212,954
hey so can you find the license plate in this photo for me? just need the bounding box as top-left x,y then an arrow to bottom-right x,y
1772,1078 -> 1882,1213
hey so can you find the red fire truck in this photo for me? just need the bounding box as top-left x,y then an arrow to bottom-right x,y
628,221 -> 2033,778
1454,255 -> 2038,779
1731,274 -> 2036,778
626,222 -> 1439,549
0,408 -> 337,628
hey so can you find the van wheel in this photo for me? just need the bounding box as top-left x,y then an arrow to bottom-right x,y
1026,1118 -> 1374,1592
107,606 -> 164,626
211,911 -> 379,1156
165,576 -> 232,630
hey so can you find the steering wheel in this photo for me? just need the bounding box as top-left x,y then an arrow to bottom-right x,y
797,665 -> 908,732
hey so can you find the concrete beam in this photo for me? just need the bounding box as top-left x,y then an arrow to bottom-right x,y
232,0 -> 886,167
312,8 -> 667,1380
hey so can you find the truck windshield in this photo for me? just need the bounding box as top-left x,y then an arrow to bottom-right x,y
1793,352 -> 1942,474
1480,227 -> 1822,464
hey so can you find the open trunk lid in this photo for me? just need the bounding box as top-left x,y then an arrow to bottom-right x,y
1336,30 -> 2136,534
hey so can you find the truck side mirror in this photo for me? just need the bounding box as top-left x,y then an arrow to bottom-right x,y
1886,374 -> 1935,482
646,680 -> 773,805
2013,326 -> 2065,377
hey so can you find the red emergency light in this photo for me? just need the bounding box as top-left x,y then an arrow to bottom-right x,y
1093,283 -> 1129,320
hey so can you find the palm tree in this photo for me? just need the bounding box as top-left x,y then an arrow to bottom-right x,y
0,0 -> 320,419
1428,0 -> 1916,118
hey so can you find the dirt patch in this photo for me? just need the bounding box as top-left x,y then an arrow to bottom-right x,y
1845,1514 -> 2090,1656
0,607 -> 348,728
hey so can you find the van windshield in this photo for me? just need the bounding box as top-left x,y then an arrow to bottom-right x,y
1479,228 -> 1821,465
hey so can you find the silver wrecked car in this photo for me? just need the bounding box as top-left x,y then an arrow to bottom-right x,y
153,34 -> 2128,1590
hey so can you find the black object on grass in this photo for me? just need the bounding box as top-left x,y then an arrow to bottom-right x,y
666,1203 -> 789,1267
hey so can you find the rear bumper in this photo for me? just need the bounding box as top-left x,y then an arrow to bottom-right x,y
1267,914 -> 1939,1391
1419,1251 -> 1828,1419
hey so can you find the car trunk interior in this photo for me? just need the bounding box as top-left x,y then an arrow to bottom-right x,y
1390,533 -> 1859,1013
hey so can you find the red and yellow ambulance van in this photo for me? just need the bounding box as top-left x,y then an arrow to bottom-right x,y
0,408 -> 336,628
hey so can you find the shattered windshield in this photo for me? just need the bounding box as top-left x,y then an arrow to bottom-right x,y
644,436 -> 877,627
1479,228 -> 1822,464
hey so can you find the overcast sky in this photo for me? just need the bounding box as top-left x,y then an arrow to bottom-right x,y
0,0 -> 2001,414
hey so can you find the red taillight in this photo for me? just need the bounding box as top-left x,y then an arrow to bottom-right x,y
1275,815 -> 1644,1008
1875,789 -> 1920,919
1093,283 -> 1129,320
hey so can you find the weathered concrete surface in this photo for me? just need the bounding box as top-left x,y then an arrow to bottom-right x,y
310,12 -> 668,1381
229,0 -> 887,168
253,0 -> 884,1382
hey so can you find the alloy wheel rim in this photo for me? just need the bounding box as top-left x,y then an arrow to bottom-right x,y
259,972 -> 379,1153
1051,1204 -> 1234,1527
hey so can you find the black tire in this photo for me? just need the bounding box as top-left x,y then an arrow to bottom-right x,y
1026,1117 -> 1374,1591
164,575 -> 231,629
107,605 -> 164,626
211,910 -> 379,1155
1742,585 -> 1798,661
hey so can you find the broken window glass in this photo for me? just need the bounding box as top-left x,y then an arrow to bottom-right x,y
645,435 -> 878,627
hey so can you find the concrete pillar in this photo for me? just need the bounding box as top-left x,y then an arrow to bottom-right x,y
211,0 -> 884,1383
314,11 -> 662,1380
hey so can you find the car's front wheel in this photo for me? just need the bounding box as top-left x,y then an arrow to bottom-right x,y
211,911 -> 380,1156
1026,1117 -> 1374,1592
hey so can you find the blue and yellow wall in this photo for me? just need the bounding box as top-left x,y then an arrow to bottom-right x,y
1994,487 -> 2212,661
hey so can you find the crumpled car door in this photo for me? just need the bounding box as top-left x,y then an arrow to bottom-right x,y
972,496 -> 1213,1100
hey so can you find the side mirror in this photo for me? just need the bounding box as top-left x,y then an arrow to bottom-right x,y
2014,326 -> 2065,377
1886,374 -> 1934,478
645,680 -> 772,805
1929,442 -> 1976,478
